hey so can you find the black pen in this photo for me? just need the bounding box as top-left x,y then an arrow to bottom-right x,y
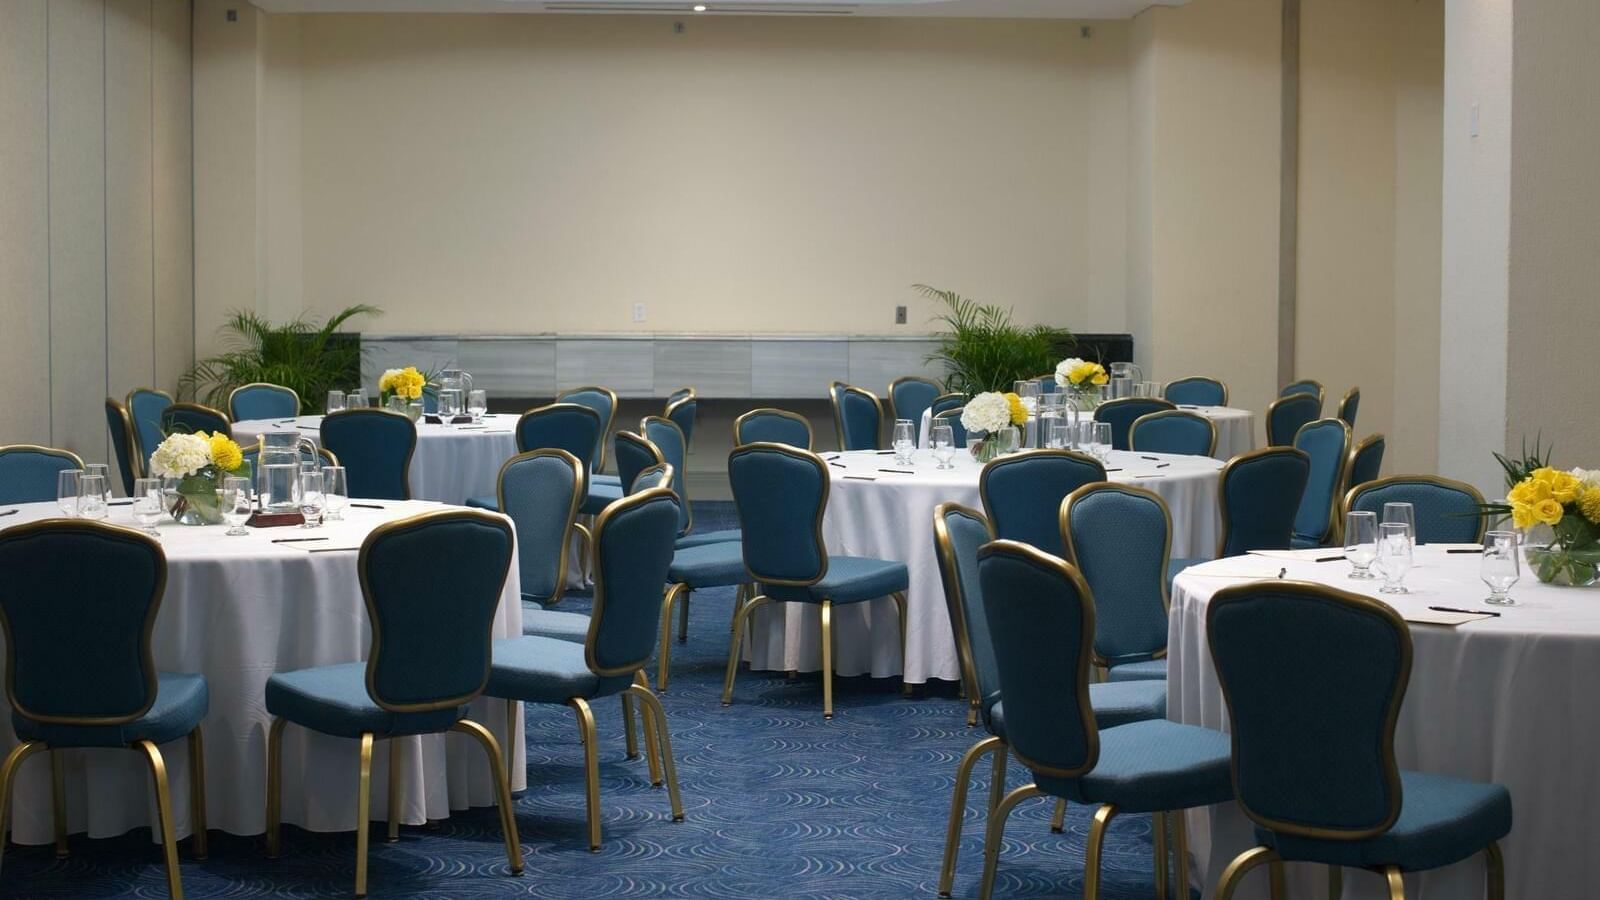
1429,606 -> 1501,618
272,537 -> 328,543
843,475 -> 876,481
0,509 -> 17,518
350,503 -> 386,509
828,462 -> 846,469
109,500 -> 134,506
1446,548 -> 1482,554
1141,455 -> 1162,461
1155,463 -> 1170,469
878,468 -> 915,474
1315,555 -> 1344,563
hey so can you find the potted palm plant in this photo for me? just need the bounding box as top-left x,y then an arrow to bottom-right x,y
179,305 -> 380,414
918,285 -> 1069,394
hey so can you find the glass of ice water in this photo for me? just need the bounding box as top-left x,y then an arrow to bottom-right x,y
1481,530 -> 1520,606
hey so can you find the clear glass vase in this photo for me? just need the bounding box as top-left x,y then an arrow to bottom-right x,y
167,473 -> 225,525
1525,543 -> 1600,587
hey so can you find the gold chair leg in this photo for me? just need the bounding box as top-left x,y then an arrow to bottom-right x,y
621,693 -> 640,760
50,749 -> 68,857
574,521 -> 594,585
722,595 -> 771,707
1215,846 -> 1280,900
987,745 -> 1008,814
1083,804 -> 1117,900
938,736 -> 1002,898
892,591 -> 911,696
658,583 -> 688,692
977,784 -> 1044,900
1328,864 -> 1342,899
821,600 -> 834,719
1154,810 -> 1168,900
1485,841 -> 1505,900
634,672 -> 663,787
504,700 -> 520,783
628,684 -> 684,821
966,701 -> 979,728
387,739 -> 403,842
1384,866 -> 1405,900
678,585 -> 691,644
0,741 -> 48,874
570,698 -> 602,851
135,740 -> 184,900
265,717 -> 287,858
1174,809 -> 1190,897
187,728 -> 208,859
730,584 -> 748,633
1049,798 -> 1067,833
451,720 -> 525,875
1270,860 -> 1287,900
355,733 -> 374,897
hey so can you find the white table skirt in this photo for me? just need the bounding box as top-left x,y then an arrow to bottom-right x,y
1169,549 -> 1600,898
0,500 -> 524,844
918,405 -> 1256,461
747,448 -> 1222,684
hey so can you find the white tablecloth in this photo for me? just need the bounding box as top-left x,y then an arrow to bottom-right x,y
0,500 -> 524,844
1169,549 -> 1600,898
747,448 -> 1222,684
235,415 -> 520,506
918,405 -> 1256,461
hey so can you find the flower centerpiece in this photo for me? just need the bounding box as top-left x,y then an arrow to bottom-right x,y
1481,439 -> 1600,586
147,431 -> 250,525
1054,357 -> 1109,409
961,391 -> 1029,462
378,366 -> 427,418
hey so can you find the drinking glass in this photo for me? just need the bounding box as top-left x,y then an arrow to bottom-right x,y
1090,421 -> 1113,462
468,389 -> 488,422
892,419 -> 916,464
931,424 -> 955,470
1344,511 -> 1378,579
221,476 -> 253,536
84,463 -> 113,503
1013,379 -> 1040,410
326,391 -> 347,414
997,426 -> 1021,455
322,465 -> 349,521
438,388 -> 462,421
78,475 -> 108,520
406,401 -> 424,423
1377,522 -> 1412,594
132,477 -> 164,536
1481,530 -> 1520,606
347,389 -> 369,409
1048,423 -> 1073,450
57,469 -> 83,517
1132,381 -> 1149,399
1382,501 -> 1417,546
299,470 -> 326,527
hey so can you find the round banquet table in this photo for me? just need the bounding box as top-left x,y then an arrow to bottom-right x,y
917,405 -> 1256,461
235,415 -> 521,506
745,448 -> 1222,684
0,500 -> 524,845
1169,548 -> 1600,898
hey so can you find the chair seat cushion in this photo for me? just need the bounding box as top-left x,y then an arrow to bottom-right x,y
265,663 -> 466,739
1262,771 -> 1513,872
591,473 -> 622,488
676,528 -> 743,550
581,481 -> 625,516
668,541 -> 748,587
989,683 -> 1169,739
14,673 -> 209,749
484,636 -> 631,704
1036,719 -> 1233,814
522,603 -> 591,642
1106,658 -> 1167,683
764,556 -> 910,605
465,496 -> 499,512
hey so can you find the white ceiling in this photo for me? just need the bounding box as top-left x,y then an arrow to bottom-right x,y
250,0 -> 1187,19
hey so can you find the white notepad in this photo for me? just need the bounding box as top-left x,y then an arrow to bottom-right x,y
1247,549 -> 1345,562
1401,609 -> 1498,626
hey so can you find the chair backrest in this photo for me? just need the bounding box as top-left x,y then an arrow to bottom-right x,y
1292,418 -> 1353,545
667,386 -> 695,405
1345,475 -> 1487,544
0,445 -> 87,505
320,409 -> 416,501
585,488 -> 682,677
1129,410 -> 1218,457
932,408 -> 969,448
105,398 -> 141,493
162,402 -> 232,439
1279,379 -> 1326,408
1094,398 -> 1175,451
497,449 -> 584,606
613,431 -> 664,496
735,408 -> 813,449
1346,433 -> 1386,492
1266,393 -> 1323,447
929,392 -> 966,419
1218,447 -> 1311,557
0,520 -> 164,725
363,509 -> 514,712
1338,387 -> 1360,428
664,393 -> 697,450
630,462 -> 674,494
728,443 -> 829,586
830,381 -> 883,451
1163,376 -> 1229,407
978,540 -> 1099,777
126,388 -> 173,470
515,402 -> 601,472
642,416 -> 693,537
933,503 -> 1000,728
1034,375 -> 1060,395
888,377 -> 941,428
228,382 -> 301,421
1207,580 -> 1409,839
979,450 -> 1106,558
1062,484 -> 1171,666
556,385 -> 618,470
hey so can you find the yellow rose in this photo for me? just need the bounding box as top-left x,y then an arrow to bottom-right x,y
1508,478 -> 1550,505
1091,370 -> 1108,386
1531,468 -> 1581,502
1580,488 -> 1600,525
1003,392 -> 1029,426
1534,498 -> 1565,527
378,371 -> 396,393
1511,502 -> 1537,530
208,433 -> 244,472
1069,361 -> 1105,387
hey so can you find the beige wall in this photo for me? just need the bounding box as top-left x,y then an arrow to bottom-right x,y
0,0 -> 193,461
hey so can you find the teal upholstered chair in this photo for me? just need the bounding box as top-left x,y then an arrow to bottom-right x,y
1035,374 -> 1061,395
723,443 -> 910,719
978,450 -> 1107,559
1208,580 -> 1510,900
829,381 -> 883,451
1338,386 -> 1361,428
557,385 -> 618,488
484,488 -> 686,851
1129,410 -> 1219,457
1291,418 -> 1353,549
932,408 -> 969,449
734,407 -> 813,449
1062,483 -> 1172,684
0,445 -> 86,504
655,491 -> 750,692
227,383 -> 300,421
932,503 -> 1168,897
1168,447 -> 1311,584
1267,392 -> 1323,447
126,388 -> 173,472
888,376 -> 941,429
644,416 -> 740,550
161,402 -> 232,439
1345,475 -> 1486,545
265,509 -> 522,895
1164,376 -> 1229,407
105,397 -> 141,494
974,540 -> 1232,900
664,390 -> 697,451
1347,433 -> 1386,493
613,431 -> 665,500
319,409 -> 416,501
0,520 -> 209,898
630,462 -> 672,493
465,403 -> 600,512
1094,397 -> 1175,451
929,392 -> 966,421
1280,379 -> 1326,409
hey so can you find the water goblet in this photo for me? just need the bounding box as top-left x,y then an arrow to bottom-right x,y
78,474 -> 109,520
322,466 -> 349,521
931,424 -> 955,470
892,419 -> 916,464
1382,501 -> 1417,546
132,477 -> 164,536
57,469 -> 83,517
1481,530 -> 1520,606
1344,511 -> 1378,579
299,470 -> 326,527
1377,522 -> 1412,594
1090,421 -> 1113,462
326,391 -> 347,414
85,464 -> 113,503
221,476 -> 253,536
468,389 -> 488,422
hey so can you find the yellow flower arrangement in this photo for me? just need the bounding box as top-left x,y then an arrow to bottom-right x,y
1498,465 -> 1600,585
207,432 -> 244,473
1003,392 -> 1029,427
379,366 -> 427,402
1055,357 -> 1109,389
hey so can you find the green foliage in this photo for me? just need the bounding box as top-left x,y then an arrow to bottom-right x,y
1479,435 -> 1553,521
918,285 -> 1070,395
179,305 -> 380,415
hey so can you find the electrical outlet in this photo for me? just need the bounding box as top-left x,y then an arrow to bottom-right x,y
895,305 -> 907,325
633,303 -> 647,323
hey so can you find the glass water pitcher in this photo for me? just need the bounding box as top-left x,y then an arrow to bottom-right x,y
1108,362 -> 1143,400
258,431 -> 318,514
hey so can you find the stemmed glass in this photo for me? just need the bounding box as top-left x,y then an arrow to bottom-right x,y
1482,530 -> 1521,606
78,475 -> 109,520
438,389 -> 462,422
892,419 -> 916,464
132,477 -> 164,536
221,476 -> 253,536
931,424 -> 956,470
1344,511 -> 1378,579
1377,522 -> 1412,594
326,391 -> 347,414
468,389 -> 488,423
299,470 -> 326,527
1382,501 -> 1417,546
1090,421 -> 1113,462
57,469 -> 83,517
85,464 -> 112,504
322,466 -> 349,521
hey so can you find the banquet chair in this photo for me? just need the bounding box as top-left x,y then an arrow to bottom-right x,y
644,416 -> 741,549
1345,475 -> 1487,545
1129,410 -> 1218,457
664,389 -> 697,451
1168,447 -> 1311,584
227,382 -> 300,421
1279,379 -> 1326,409
1034,374 -> 1061,395
0,520 -> 209,899
319,409 -> 416,501
929,392 -> 966,420
1338,386 -> 1361,428
1266,393 -> 1322,447
1062,483 -> 1172,684
264,509 -> 522,896
889,376 -> 942,429
830,381 -> 884,451
979,450 -> 1107,558
723,443 -> 910,719
239,441 -> 340,479
106,397 -> 142,494
734,407 -> 813,448
613,431 -> 666,499
631,462 -> 673,493
161,402 -> 232,439
1094,397 -> 1175,451
1347,433 -> 1387,493
484,488 -> 685,851
1163,376 -> 1229,407
932,407 -> 969,448
127,387 -> 174,471
1291,418 -> 1353,549
558,385 -> 619,484
0,444 -> 86,504
932,504 -> 1168,898
465,403 -> 601,511
974,540 -> 1232,900
1208,580 -> 1510,900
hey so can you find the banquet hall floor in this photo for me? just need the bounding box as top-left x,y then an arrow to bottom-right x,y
1,503 -> 1188,899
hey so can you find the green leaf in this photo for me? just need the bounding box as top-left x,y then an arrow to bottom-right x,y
179,305 -> 381,414
916,285 -> 1072,394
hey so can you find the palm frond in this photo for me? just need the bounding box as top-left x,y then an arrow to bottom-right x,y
180,305 -> 381,413
917,285 -> 1070,394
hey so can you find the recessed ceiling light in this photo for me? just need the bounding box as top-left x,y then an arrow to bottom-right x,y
693,3 -> 706,10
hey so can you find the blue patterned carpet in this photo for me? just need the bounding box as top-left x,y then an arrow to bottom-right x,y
1,503 -> 1190,899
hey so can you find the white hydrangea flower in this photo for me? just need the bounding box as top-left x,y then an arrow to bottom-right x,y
1571,467 -> 1600,489
1054,357 -> 1086,386
961,392 -> 1012,434
148,433 -> 213,479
